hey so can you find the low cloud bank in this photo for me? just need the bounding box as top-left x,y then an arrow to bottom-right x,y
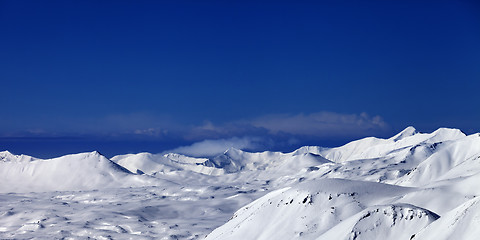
1,111 -> 392,157
167,137 -> 264,157
161,112 -> 390,157
250,112 -> 388,137
172,111 -> 389,141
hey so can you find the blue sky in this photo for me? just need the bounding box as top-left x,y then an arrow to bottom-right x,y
1,1 -> 479,157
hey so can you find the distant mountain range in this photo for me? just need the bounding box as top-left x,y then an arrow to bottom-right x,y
1,126 -> 480,239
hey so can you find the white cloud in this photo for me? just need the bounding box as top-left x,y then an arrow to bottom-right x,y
163,112 -> 389,157
167,137 -> 263,157
161,111 -> 390,144
249,112 -> 389,137
2,111 -> 390,146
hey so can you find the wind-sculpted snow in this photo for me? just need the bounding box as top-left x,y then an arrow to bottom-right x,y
1,127 -> 480,239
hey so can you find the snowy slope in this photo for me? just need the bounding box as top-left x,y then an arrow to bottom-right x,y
319,204 -> 439,240
205,127 -> 480,240
397,133 -> 480,187
111,152 -> 224,175
0,151 -> 158,193
204,179 -> 420,240
318,127 -> 465,163
1,150 -> 39,163
202,148 -> 331,174
411,197 -> 480,240
112,147 -> 332,177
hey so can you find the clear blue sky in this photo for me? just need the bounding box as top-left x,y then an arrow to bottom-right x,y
1,1 -> 479,157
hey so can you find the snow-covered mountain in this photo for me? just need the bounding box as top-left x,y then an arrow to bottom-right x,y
111,152 -> 224,175
111,147 -> 331,176
0,151 -> 160,193
203,127 -> 480,240
1,126 -> 480,239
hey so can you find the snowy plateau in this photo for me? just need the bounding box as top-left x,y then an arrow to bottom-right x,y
1,127 -> 480,239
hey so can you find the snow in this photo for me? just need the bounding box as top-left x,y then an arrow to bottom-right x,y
111,152 -> 223,176
412,197 -> 480,240
320,204 -> 439,240
0,151 -> 161,193
205,179 -> 414,240
1,127 -> 480,239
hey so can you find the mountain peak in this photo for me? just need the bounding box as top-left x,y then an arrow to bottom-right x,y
0,150 -> 15,162
431,127 -> 465,137
222,147 -> 244,156
391,126 -> 417,142
0,150 -> 13,156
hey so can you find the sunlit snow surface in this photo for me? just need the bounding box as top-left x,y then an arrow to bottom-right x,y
0,185 -> 262,239
2,127 -> 480,239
